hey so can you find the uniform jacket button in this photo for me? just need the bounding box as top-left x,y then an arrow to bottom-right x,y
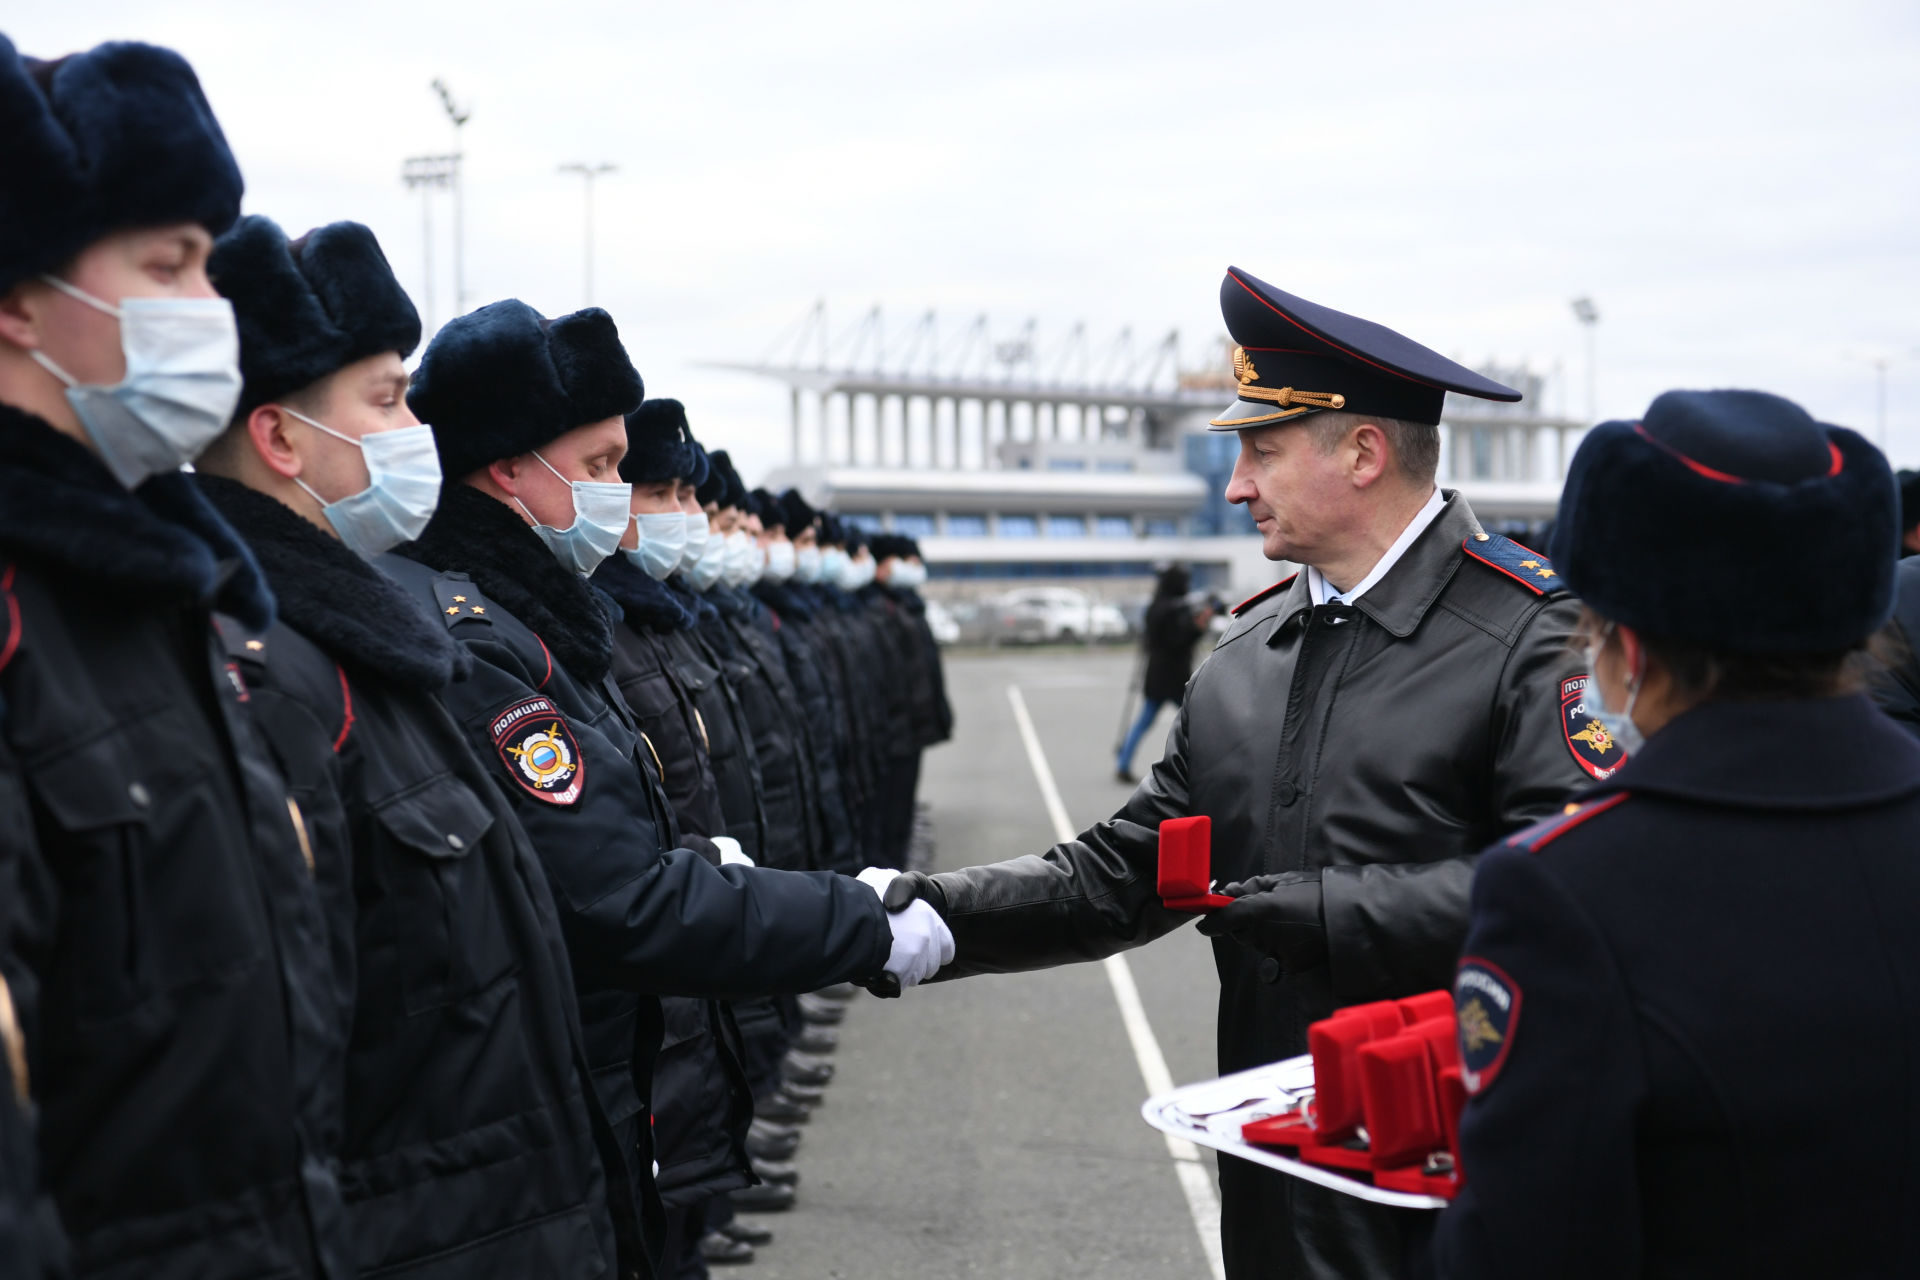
446,833 -> 465,851
1276,781 -> 1299,806
1257,957 -> 1281,984
127,781 -> 150,808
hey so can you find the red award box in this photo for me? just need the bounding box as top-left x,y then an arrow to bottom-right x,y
1157,815 -> 1234,912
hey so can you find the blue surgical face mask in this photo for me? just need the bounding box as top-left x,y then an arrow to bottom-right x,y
686,521 -> 728,591
763,539 -> 796,582
795,544 -> 823,584
284,409 -> 441,557
678,513 -> 712,575
30,275 -> 243,488
516,450 -> 631,576
722,530 -> 760,587
1580,623 -> 1646,757
628,510 -> 689,581
821,547 -> 850,587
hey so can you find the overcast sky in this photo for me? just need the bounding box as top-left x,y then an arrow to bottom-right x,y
15,1 -> 1920,482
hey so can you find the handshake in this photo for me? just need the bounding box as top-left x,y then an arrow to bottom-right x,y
856,868 -> 954,996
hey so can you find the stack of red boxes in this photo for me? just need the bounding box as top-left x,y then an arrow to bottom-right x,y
1242,991 -> 1468,1199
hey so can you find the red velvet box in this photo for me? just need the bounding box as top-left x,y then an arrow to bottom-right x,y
1157,816 -> 1234,911
1396,990 -> 1455,1028
1359,1026 -> 1445,1168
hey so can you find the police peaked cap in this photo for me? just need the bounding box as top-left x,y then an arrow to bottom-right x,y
408,299 -> 642,481
0,36 -> 244,292
1550,389 -> 1898,653
620,398 -> 692,484
211,216 -> 420,417
1209,267 -> 1520,430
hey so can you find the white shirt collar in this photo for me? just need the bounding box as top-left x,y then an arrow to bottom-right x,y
1307,487 -> 1447,608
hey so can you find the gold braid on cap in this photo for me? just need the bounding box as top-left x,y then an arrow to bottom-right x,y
1230,348 -> 1345,410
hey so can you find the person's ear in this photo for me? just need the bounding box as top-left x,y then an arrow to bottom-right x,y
488,454 -> 524,499
1348,421 -> 1389,488
247,405 -> 304,480
1616,624 -> 1645,681
0,281 -> 49,352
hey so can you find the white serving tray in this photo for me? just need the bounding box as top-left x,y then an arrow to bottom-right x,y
1140,1054 -> 1448,1210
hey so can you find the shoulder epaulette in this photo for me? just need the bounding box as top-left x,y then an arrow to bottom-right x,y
212,613 -> 270,666
1503,792 -> 1631,853
1233,573 -> 1299,617
433,572 -> 495,629
1461,536 -> 1562,595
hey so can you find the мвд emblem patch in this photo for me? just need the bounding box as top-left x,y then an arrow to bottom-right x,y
1455,958 -> 1521,1094
491,697 -> 583,805
1561,675 -> 1625,781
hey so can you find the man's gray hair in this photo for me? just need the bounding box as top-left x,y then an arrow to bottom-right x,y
1304,410 -> 1440,484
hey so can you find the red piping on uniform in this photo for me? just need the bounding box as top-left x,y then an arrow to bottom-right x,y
1228,272 -> 1447,391
535,636 -> 554,690
332,665 -> 355,752
1523,791 -> 1630,853
1234,573 -> 1298,615
1632,423 -> 1845,484
1460,540 -> 1547,595
0,564 -> 18,675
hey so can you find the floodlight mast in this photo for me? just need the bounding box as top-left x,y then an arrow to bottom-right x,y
431,80 -> 472,314
1570,297 -> 1599,424
558,163 -> 617,307
401,154 -> 458,331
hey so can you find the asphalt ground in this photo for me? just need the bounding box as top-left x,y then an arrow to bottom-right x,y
740,647 -> 1225,1279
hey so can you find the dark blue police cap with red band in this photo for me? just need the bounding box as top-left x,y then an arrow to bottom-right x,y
1550,389 -> 1899,654
1209,267 -> 1521,430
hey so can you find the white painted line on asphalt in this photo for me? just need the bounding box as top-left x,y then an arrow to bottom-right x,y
1006,683 -> 1227,1280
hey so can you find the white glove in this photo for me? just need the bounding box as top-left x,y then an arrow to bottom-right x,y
713,836 -> 754,868
857,867 -> 955,987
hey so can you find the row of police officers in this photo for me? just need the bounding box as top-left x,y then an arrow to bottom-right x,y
0,34 -> 953,1280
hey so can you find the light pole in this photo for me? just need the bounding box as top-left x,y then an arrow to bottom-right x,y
1570,297 -> 1599,424
401,154 -> 458,332
431,80 -> 471,315
558,163 -> 616,307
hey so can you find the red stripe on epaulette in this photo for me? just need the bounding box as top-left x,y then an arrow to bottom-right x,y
534,636 -> 554,691
332,665 -> 355,753
1461,539 -> 1548,595
1509,792 -> 1631,853
1233,573 -> 1299,616
0,564 -> 19,676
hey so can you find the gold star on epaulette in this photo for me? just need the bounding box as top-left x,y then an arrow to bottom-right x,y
1537,568 -> 1556,579
445,606 -> 460,616
1519,559 -> 1541,570
472,606 -> 485,614
452,594 -> 467,603
245,639 -> 264,651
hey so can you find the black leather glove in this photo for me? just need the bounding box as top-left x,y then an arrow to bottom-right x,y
1195,871 -> 1327,973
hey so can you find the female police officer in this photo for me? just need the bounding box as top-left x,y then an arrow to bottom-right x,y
1421,389 -> 1920,1278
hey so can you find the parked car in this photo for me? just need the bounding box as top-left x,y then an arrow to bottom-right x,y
994,587 -> 1130,643
923,598 -> 961,646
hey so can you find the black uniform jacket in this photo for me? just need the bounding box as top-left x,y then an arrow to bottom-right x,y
714,587 -> 827,871
1871,556 -> 1920,738
928,494 -> 1591,1277
198,477 -> 630,1280
0,407 -> 350,1280
1424,694 -> 1920,1280
387,489 -> 890,1180
592,558 -> 754,1211
750,582 -> 864,872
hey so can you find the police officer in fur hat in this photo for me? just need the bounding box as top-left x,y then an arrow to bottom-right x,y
192,216 -> 641,1277
382,300 -> 954,1268
0,36 -> 351,1279
883,268 -> 1600,1278
1422,389 -> 1920,1278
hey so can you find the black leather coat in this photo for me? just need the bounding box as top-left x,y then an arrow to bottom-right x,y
0,407 -> 350,1280
199,476 -> 631,1279
927,495 -> 1594,1279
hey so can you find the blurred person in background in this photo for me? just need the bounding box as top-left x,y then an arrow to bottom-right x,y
1115,564 -> 1214,783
